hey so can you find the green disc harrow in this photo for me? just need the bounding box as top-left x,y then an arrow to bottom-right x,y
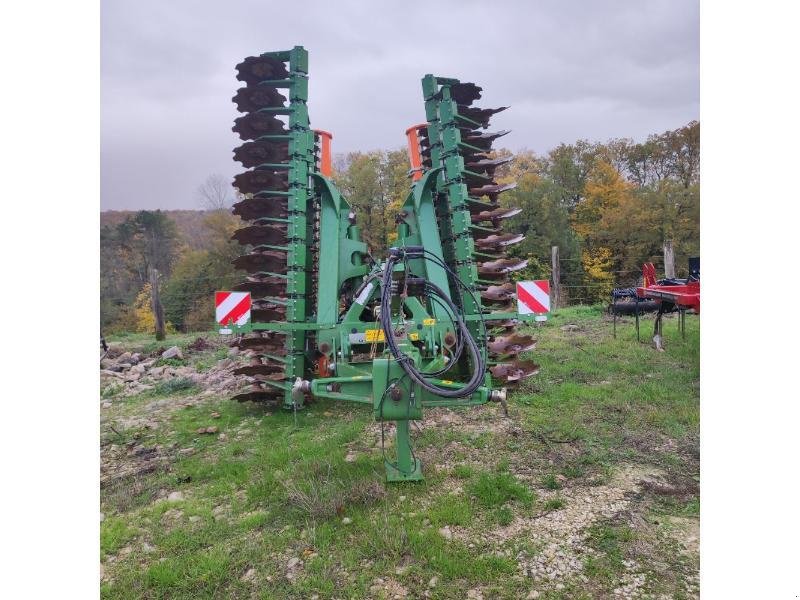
227,47 -> 539,481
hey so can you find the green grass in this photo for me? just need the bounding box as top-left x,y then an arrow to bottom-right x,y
540,473 -> 562,490
153,357 -> 189,368
100,306 -> 699,599
543,497 -> 566,511
151,377 -> 197,395
469,470 -> 534,508
584,522 -> 635,584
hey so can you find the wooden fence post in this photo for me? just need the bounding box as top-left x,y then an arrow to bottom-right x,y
663,240 -> 675,279
551,245 -> 560,310
149,267 -> 166,341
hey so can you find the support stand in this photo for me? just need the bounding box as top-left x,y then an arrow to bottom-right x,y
385,420 -> 423,482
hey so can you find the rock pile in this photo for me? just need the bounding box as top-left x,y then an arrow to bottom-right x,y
100,344 -> 243,398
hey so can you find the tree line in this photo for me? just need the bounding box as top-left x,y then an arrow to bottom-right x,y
100,121 -> 699,333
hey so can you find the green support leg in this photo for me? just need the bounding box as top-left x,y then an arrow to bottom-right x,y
385,419 -> 423,482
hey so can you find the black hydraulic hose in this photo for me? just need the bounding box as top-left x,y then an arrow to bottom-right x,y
420,249 -> 488,364
422,286 -> 464,376
380,250 -> 485,398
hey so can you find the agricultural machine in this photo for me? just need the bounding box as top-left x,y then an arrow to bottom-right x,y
611,259 -> 700,344
222,46 -> 538,481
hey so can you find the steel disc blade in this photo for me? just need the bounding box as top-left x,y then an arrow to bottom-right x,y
475,233 -> 525,250
233,276 -> 286,296
450,82 -> 483,105
235,56 -> 289,85
233,170 -> 289,195
232,384 -> 284,403
234,363 -> 285,377
466,156 -> 514,170
459,105 -> 508,127
251,299 -> 286,321
469,182 -> 517,198
488,334 -> 537,356
471,228 -> 503,241
478,258 -> 529,277
233,112 -> 289,140
485,318 -> 520,331
490,361 -> 540,382
471,207 -> 522,223
232,196 -> 288,221
233,250 -> 288,273
232,224 -> 288,246
233,86 -> 287,113
233,140 -> 290,168
481,282 -> 516,303
236,332 -> 285,352
252,306 -> 286,322
462,130 -> 510,150
485,301 -> 517,313
464,172 -> 496,187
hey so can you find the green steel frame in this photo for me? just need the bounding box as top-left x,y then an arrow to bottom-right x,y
229,54 -> 530,481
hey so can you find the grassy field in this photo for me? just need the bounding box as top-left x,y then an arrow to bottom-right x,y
100,306 -> 699,599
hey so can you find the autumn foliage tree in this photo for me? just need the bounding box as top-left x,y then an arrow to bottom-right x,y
333,149 -> 409,255
101,121 -> 701,330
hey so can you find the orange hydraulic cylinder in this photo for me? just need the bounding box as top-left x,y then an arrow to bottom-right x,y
405,123 -> 427,181
313,129 -> 333,177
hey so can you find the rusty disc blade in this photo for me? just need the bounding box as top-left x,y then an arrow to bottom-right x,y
232,223 -> 288,246
475,233 -> 525,250
233,250 -> 288,274
235,56 -> 289,85
234,363 -> 285,377
233,141 -> 290,168
233,112 -> 289,140
466,156 -> 514,170
488,334 -> 537,356
469,182 -> 517,198
450,81 -> 483,105
233,276 -> 286,297
464,172 -> 496,188
232,384 -> 284,403
252,304 -> 286,322
478,258 -> 529,278
235,332 -> 285,352
485,318 -> 521,330
232,196 -> 287,221
255,307 -> 286,323
458,105 -> 508,127
233,170 -> 289,195
471,206 -> 522,223
462,129 -> 510,150
490,361 -> 540,382
481,282 -> 516,303
233,86 -> 287,113
471,226 -> 503,240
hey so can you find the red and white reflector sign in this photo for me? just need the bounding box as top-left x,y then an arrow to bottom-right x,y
516,280 -> 550,315
215,291 -> 251,328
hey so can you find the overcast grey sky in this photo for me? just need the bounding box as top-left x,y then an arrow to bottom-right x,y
101,0 -> 698,210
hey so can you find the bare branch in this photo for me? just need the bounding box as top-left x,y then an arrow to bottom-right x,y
196,173 -> 234,210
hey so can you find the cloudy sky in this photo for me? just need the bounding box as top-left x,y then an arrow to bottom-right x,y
101,0 -> 698,210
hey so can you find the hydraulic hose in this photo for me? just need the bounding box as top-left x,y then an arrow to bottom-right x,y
379,247 -> 486,398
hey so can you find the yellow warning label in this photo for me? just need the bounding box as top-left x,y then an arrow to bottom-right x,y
364,329 -> 386,342
364,329 -> 420,342
423,318 -> 436,326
